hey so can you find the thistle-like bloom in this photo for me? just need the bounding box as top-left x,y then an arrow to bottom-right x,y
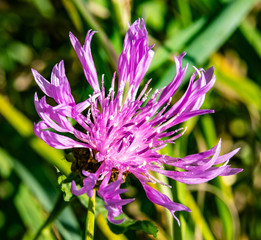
32,19 -> 242,225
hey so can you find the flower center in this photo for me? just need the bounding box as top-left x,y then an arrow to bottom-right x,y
69,148 -> 130,185
70,148 -> 100,175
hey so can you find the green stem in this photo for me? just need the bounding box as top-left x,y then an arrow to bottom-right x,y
85,190 -> 96,240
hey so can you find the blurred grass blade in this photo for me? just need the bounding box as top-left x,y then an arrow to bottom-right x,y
185,0 -> 258,65
0,148 -> 13,178
211,53 -> 261,119
199,115 -> 240,240
200,115 -> 217,147
1,148 -> 81,240
153,171 -> 173,238
14,184 -> 55,240
30,0 -> 55,18
216,177 -> 241,240
177,0 -> 192,27
0,95 -> 32,137
240,19 -> 261,58
172,135 -> 215,240
111,0 -> 131,33
33,193 -> 69,240
183,188 -> 215,240
172,174 -> 215,240
62,0 -> 83,32
0,95 -> 71,175
149,16 -> 207,73
5,147 -> 127,240
71,0 -> 118,69
156,0 -> 258,90
188,183 -> 241,240
96,214 -> 128,240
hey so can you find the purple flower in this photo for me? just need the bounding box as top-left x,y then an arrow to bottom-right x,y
32,19 -> 242,225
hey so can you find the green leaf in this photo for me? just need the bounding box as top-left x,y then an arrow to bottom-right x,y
0,95 -> 71,176
30,0 -> 55,18
33,193 -> 70,240
211,54 -> 261,118
137,1 -> 166,31
148,16 -> 207,73
198,116 -> 240,240
14,184 -> 55,240
240,19 -> 261,58
171,136 -> 216,240
0,148 -> 81,240
185,0 -> 258,65
62,0 -> 83,32
71,0 -> 118,69
57,173 -> 74,202
7,41 -> 33,65
108,219 -> 158,239
177,0 -> 192,27
0,148 -> 13,178
155,0 -> 258,90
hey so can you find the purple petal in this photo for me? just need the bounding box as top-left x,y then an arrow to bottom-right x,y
69,31 -> 100,93
117,19 -> 154,103
32,69 -> 53,97
158,53 -> 188,107
32,63 -> 75,106
98,173 -> 135,224
219,166 -> 243,176
34,94 -> 74,133
50,60 -> 75,105
71,171 -> 100,198
71,181 -> 87,196
34,122 -> 90,149
141,183 -> 191,226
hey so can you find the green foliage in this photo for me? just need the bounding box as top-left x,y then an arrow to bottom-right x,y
108,219 -> 158,239
57,174 -> 73,202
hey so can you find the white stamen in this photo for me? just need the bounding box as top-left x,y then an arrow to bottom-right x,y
138,161 -> 147,168
142,96 -> 147,102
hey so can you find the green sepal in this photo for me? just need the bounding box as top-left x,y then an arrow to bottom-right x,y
57,171 -> 77,202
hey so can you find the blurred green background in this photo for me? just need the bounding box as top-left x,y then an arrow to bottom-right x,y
0,0 -> 261,239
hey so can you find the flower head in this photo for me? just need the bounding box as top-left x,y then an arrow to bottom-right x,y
32,19 -> 242,225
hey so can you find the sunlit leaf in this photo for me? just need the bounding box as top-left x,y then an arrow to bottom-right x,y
156,0 -> 258,90
14,184 -> 55,240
